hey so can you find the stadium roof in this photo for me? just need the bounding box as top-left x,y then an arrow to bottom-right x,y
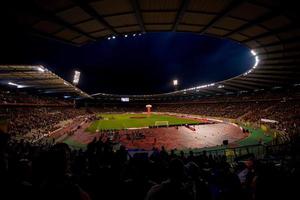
0,65 -> 90,98
3,0 -> 300,98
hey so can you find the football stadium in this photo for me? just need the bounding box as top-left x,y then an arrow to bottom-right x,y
0,0 -> 299,199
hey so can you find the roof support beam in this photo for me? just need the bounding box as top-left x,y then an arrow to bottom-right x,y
242,25 -> 298,43
28,28 -> 81,47
237,77 -> 287,84
258,65 -> 298,70
74,0 -> 117,35
223,82 -> 256,90
257,37 -> 300,49
218,85 -> 241,91
258,48 -> 300,56
261,60 -> 297,65
247,73 -> 296,79
200,0 -> 244,34
204,88 -> 228,94
24,1 -> 96,41
230,79 -> 270,87
43,89 -> 78,93
15,78 -> 59,82
172,0 -> 190,31
253,70 -> 298,75
223,12 -> 279,37
261,54 -> 300,61
130,0 -> 145,33
33,86 -> 70,89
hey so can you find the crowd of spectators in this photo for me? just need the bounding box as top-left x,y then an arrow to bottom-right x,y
0,90 -> 72,105
1,88 -> 298,143
88,89 -> 300,136
0,88 -> 299,199
151,89 -> 299,136
1,107 -> 87,140
156,99 -> 299,131
0,133 -> 299,200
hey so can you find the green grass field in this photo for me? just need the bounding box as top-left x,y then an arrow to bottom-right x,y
86,113 -> 199,132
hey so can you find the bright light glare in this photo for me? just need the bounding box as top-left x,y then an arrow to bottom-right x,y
173,79 -> 178,86
8,82 -> 26,88
37,67 -> 45,72
8,82 -> 17,86
251,49 -> 257,56
107,37 -> 111,40
112,36 -> 116,39
121,97 -> 130,102
254,56 -> 259,68
124,34 -> 128,38
244,54 -> 260,76
73,70 -> 80,85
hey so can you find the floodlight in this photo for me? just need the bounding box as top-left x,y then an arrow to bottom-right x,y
8,82 -> 17,86
121,97 -> 129,102
8,82 -> 26,88
37,67 -> 45,72
251,49 -> 257,56
73,70 -> 80,85
124,34 -> 128,38
252,56 -> 259,68
112,36 -> 116,39
108,37 -> 111,40
173,79 -> 178,86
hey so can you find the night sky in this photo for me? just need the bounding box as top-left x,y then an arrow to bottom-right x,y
1,29 -> 254,95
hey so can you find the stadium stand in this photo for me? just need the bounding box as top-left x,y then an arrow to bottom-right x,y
2,87 -> 298,143
0,90 -> 73,106
1,0 -> 300,199
1,128 -> 299,200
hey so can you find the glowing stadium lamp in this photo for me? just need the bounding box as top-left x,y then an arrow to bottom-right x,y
8,82 -> 18,86
138,33 -> 142,36
112,36 -> 116,39
73,70 -> 80,85
124,34 -> 128,38
133,33 -> 136,37
107,37 -> 111,40
251,49 -> 257,56
37,66 -> 45,72
254,56 -> 259,68
173,79 -> 178,86
244,51 -> 260,76
218,85 -> 225,89
121,97 -> 129,102
8,82 -> 26,88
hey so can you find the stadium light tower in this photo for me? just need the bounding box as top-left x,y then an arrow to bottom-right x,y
73,70 -> 80,85
173,79 -> 178,90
